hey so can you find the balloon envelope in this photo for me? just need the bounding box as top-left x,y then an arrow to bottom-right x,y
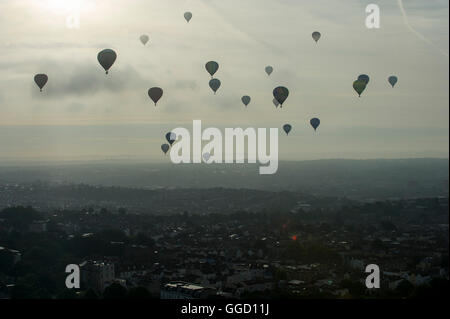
273,98 -> 280,108
241,95 -> 251,107
203,152 -> 211,162
388,76 -> 398,88
148,87 -> 163,105
310,118 -> 320,131
265,66 -> 273,76
166,132 -> 177,145
34,74 -> 48,92
161,144 -> 170,154
140,35 -> 149,45
209,78 -> 221,94
184,12 -> 192,22
358,74 -> 370,85
205,61 -> 219,77
312,31 -> 321,43
273,86 -> 289,106
97,49 -> 117,74
353,80 -> 366,97
283,124 -> 292,135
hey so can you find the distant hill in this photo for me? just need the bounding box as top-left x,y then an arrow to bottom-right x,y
0,158 -> 448,200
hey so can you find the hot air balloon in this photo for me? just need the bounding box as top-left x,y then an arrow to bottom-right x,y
140,35 -> 149,45
353,80 -> 366,97
34,74 -> 48,92
203,152 -> 211,163
283,124 -> 292,135
273,86 -> 289,107
205,61 -> 219,78
97,49 -> 117,74
166,132 -> 177,145
388,76 -> 398,88
358,74 -> 370,85
241,95 -> 251,107
312,31 -> 321,43
310,118 -> 320,131
273,98 -> 280,108
184,12 -> 192,23
161,144 -> 170,155
209,78 -> 221,94
265,66 -> 273,76
148,87 -> 163,105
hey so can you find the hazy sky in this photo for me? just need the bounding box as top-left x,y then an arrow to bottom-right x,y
0,0 -> 448,162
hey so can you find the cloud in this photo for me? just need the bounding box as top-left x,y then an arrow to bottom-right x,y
172,80 -> 197,90
31,61 -> 146,98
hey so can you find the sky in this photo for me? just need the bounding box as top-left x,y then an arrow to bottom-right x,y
0,0 -> 448,162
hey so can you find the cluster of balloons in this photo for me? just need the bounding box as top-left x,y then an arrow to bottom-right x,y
283,118 -> 321,136
161,132 -> 177,155
30,17 -> 402,159
352,74 -> 399,97
205,61 -> 221,95
353,74 -> 369,97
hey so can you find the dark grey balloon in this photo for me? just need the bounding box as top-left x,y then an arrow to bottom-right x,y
241,95 -> 251,107
209,78 -> 221,94
283,124 -> 292,135
161,144 -> 170,154
205,61 -> 219,78
97,49 -> 117,74
388,76 -> 398,88
148,87 -> 163,105
310,118 -> 320,131
34,74 -> 48,92
273,86 -> 289,106
312,31 -> 321,43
